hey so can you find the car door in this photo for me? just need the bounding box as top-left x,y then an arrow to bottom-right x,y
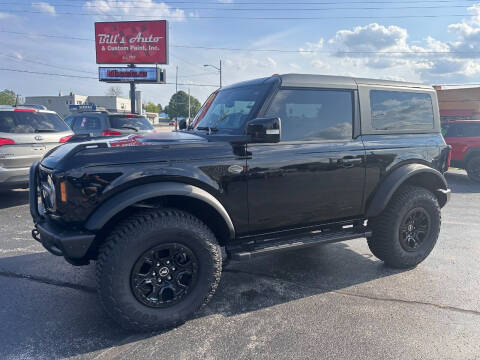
246,88 -> 366,233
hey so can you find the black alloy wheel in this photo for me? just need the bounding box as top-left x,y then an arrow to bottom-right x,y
131,243 -> 199,308
466,156 -> 480,183
399,208 -> 431,252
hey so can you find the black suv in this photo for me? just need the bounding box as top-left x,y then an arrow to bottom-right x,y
64,111 -> 155,137
30,74 -> 451,331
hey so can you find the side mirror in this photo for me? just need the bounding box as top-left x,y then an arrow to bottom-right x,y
246,117 -> 281,143
178,119 -> 187,130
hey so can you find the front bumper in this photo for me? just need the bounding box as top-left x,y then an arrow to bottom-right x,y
32,220 -> 95,263
30,161 -> 95,264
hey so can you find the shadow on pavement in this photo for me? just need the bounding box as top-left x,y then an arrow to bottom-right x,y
445,171 -> 480,194
0,188 -> 29,209
0,242 -> 404,359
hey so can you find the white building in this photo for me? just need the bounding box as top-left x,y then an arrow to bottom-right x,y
25,93 -> 132,118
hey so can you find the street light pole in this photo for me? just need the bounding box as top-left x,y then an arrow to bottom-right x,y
204,60 -> 222,88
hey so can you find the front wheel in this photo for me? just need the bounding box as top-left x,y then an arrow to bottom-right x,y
466,156 -> 480,183
367,186 -> 441,269
96,209 -> 222,332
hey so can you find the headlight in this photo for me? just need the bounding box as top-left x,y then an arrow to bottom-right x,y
42,174 -> 56,210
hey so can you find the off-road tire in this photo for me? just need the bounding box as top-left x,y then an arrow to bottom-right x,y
367,186 -> 441,269
96,208 -> 222,332
466,156 -> 480,183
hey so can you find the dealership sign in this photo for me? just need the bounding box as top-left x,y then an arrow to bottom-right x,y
95,20 -> 168,64
98,67 -> 165,83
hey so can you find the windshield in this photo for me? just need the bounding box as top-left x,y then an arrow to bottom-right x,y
194,84 -> 269,132
0,111 -> 70,133
109,115 -> 154,130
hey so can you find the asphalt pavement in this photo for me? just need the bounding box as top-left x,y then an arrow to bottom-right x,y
0,169 -> 479,360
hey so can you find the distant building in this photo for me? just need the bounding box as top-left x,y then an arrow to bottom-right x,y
435,86 -> 480,121
25,93 -> 131,118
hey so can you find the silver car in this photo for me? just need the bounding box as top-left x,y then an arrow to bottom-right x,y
0,106 -> 73,189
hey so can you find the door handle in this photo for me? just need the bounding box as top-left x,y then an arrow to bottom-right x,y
338,157 -> 362,168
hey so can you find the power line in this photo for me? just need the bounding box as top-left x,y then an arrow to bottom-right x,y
1,2 -> 477,11
2,30 -> 480,56
0,67 -> 219,86
6,0 -> 479,4
0,9 -> 476,19
0,52 -> 97,75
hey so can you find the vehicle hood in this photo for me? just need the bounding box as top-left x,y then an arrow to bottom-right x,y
40,131 -> 237,170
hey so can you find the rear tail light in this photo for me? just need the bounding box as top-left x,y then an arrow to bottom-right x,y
126,114 -> 136,118
102,130 -> 122,136
59,135 -> 72,143
0,138 -> 15,146
14,108 -> 36,112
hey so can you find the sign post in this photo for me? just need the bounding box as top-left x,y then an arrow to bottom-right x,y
95,20 -> 168,114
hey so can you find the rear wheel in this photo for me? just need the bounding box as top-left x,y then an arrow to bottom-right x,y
367,186 -> 441,269
466,156 -> 480,183
96,209 -> 222,332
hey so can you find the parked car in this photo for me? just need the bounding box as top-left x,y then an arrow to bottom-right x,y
168,119 -> 176,126
30,74 -> 451,331
442,120 -> 480,182
63,111 -> 154,137
0,106 -> 73,189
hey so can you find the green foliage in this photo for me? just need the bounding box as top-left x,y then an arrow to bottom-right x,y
166,91 -> 201,119
0,89 -> 17,105
143,102 -> 162,113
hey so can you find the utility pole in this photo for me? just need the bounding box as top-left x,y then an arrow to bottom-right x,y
219,60 -> 222,88
175,65 -> 178,131
188,87 -> 191,126
129,64 -> 136,114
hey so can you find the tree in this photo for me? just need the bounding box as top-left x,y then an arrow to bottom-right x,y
142,102 -> 162,113
0,89 -> 17,105
166,91 -> 201,119
105,86 -> 123,97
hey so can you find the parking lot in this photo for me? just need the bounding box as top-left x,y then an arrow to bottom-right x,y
0,169 -> 479,360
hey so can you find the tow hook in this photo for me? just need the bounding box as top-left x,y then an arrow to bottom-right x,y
32,227 -> 41,242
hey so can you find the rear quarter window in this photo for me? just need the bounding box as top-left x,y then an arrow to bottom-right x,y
370,90 -> 434,131
72,115 -> 102,131
0,111 -> 69,133
108,116 -> 153,130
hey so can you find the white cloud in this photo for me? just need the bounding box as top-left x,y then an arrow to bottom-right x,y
32,2 -> 56,16
84,0 -> 185,21
217,0 -> 234,3
329,23 -> 408,52
0,12 -> 12,19
299,39 -> 324,56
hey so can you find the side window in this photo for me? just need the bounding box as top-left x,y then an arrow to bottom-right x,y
370,90 -> 434,131
457,123 -> 480,137
72,115 -> 101,131
265,89 -> 353,141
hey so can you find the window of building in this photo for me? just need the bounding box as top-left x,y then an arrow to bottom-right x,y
265,89 -> 353,141
370,90 -> 434,131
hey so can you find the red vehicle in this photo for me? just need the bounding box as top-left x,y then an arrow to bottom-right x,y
442,120 -> 480,182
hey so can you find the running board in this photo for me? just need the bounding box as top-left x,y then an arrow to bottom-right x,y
227,228 -> 371,261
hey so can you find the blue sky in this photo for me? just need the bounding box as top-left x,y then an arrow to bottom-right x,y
1,0 -> 480,107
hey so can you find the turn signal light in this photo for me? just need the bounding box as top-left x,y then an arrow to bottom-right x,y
60,182 -> 67,202
59,135 -> 72,143
102,130 -> 122,136
0,138 -> 15,147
